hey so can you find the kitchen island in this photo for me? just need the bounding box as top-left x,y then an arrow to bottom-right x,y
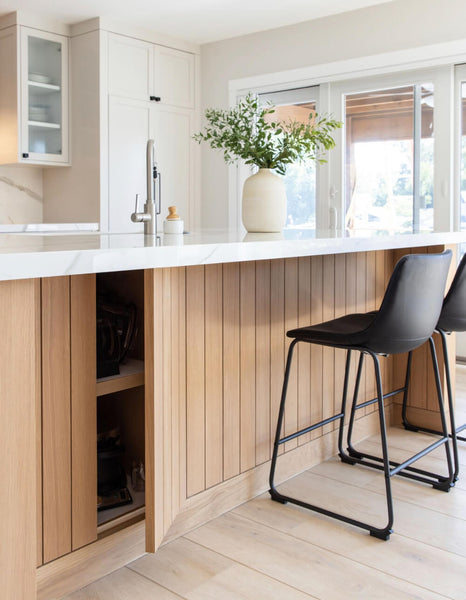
1,228 -> 463,600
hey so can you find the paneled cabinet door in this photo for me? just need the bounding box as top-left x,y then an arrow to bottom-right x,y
108,96 -> 153,233
152,105 -> 194,228
108,33 -> 153,101
153,46 -> 195,109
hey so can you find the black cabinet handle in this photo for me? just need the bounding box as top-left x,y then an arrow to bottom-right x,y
150,96 -> 162,102
22,153 -> 29,158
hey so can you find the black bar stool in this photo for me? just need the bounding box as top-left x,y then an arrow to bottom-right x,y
269,251 -> 454,540
402,252 -> 466,480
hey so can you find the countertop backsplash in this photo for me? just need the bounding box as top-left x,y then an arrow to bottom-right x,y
0,166 -> 43,224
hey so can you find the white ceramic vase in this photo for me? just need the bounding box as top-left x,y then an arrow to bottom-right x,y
242,168 -> 287,232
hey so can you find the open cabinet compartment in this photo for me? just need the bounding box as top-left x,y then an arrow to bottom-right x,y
96,270 -> 146,532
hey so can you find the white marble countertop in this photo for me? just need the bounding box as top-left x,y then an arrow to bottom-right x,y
0,223 -> 99,233
0,228 -> 465,281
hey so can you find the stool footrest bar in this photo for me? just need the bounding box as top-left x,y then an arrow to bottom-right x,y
278,412 -> 344,445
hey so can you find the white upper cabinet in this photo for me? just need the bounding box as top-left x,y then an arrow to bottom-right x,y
153,46 -> 195,109
0,23 -> 69,165
107,33 -> 195,108
108,34 -> 153,101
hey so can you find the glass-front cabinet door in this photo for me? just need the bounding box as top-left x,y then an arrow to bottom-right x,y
20,28 -> 69,164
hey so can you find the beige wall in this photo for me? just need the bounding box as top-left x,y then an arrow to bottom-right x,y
200,0 -> 466,229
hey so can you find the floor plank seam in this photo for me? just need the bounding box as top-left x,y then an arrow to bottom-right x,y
229,511 -> 457,600
122,566 -> 187,600
171,535 -> 321,600
304,458 -> 466,523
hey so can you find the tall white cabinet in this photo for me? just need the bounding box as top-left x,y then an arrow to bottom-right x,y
107,32 -> 197,233
44,20 -> 200,232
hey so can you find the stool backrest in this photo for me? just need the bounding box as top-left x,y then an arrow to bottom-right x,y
365,250 -> 452,354
437,252 -> 466,332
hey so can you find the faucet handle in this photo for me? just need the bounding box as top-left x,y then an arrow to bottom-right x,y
134,193 -> 141,214
131,193 -> 151,223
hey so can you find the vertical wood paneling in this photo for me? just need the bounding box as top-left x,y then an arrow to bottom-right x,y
356,252 -> 368,405
143,248 -> 452,552
205,264 -> 224,487
42,276 -> 72,563
186,266 -> 206,496
345,252 -> 358,423
270,259 -> 285,456
322,255 -> 335,435
298,257 -> 312,445
284,258 -> 299,452
36,284 -> 43,567
223,263 -> 241,480
144,269 -> 160,550
172,267 -> 186,516
162,269 -> 173,533
334,255 -> 347,426
70,274 -> 97,552
365,251 -> 377,414
0,279 -> 39,600
240,262 -> 256,472
255,260 -> 271,464
310,256 -> 323,440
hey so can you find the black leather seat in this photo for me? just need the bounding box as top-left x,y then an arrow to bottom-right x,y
402,252 -> 466,480
269,251 -> 455,540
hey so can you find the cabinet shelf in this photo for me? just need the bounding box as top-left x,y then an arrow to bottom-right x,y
28,120 -> 61,130
96,358 -> 144,396
28,80 -> 61,93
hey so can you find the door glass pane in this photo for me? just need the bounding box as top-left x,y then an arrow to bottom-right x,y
27,36 -> 62,155
345,84 -> 434,232
260,88 -> 318,229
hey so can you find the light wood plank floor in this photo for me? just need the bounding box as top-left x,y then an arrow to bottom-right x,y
65,367 -> 466,599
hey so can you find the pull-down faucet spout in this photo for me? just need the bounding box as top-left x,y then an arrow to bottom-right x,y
131,139 -> 161,235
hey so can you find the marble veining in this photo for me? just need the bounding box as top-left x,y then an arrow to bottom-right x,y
0,228 -> 464,282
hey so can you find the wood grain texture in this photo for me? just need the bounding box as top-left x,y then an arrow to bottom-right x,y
0,279 -> 40,600
71,274 -> 97,551
37,521 -> 145,600
240,262 -> 256,471
36,284 -> 43,567
205,264 -> 223,488
223,263 -> 241,480
41,276 -> 72,563
186,266 -> 206,496
255,260 -> 271,464
140,249 -> 451,555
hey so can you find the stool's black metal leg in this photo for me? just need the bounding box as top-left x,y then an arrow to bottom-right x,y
401,351 -> 414,429
345,352 -> 365,457
269,339 -> 298,503
337,350 -> 354,462
439,330 -> 460,480
368,350 -> 394,539
428,336 -> 454,490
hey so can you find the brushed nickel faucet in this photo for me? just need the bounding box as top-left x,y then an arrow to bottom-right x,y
131,139 -> 161,235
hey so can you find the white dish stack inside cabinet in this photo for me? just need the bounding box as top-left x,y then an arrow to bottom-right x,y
0,13 -> 69,166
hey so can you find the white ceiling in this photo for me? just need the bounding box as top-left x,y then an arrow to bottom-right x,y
0,0 -> 394,44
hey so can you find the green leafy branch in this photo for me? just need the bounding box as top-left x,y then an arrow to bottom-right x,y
193,92 -> 341,176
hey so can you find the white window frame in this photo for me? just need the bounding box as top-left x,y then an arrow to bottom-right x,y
229,40 -> 466,232
454,64 -> 466,231
329,66 -> 453,231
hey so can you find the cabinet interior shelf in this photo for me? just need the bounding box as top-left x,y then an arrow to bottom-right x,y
96,358 -> 144,396
28,120 -> 61,130
28,80 -> 61,93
